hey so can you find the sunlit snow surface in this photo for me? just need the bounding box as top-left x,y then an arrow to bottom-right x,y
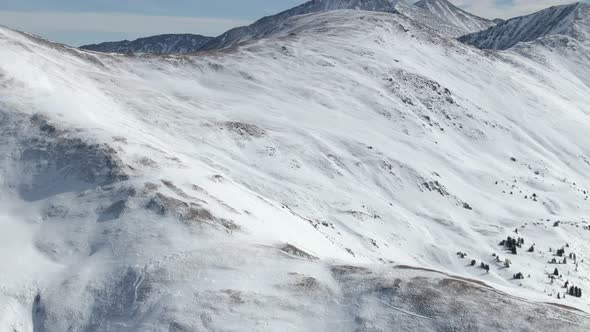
0,9 -> 590,331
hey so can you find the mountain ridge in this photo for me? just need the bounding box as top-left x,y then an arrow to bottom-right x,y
415,0 -> 495,34
199,0 -> 401,51
459,2 -> 589,50
73,0 -> 497,54
80,33 -> 214,54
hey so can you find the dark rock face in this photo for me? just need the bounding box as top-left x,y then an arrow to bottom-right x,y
0,113 -> 128,201
147,192 -> 238,231
281,243 -> 319,260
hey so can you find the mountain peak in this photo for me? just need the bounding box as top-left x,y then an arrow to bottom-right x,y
414,0 -> 495,33
199,0 -> 401,51
459,2 -> 589,50
311,0 -> 399,10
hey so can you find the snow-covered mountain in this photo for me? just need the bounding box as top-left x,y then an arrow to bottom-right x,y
413,0 -> 495,35
392,0 -> 492,38
1,4 -> 590,332
199,0 -> 400,51
76,0 -> 493,54
460,2 -> 589,50
201,0 -> 495,51
80,34 -> 214,54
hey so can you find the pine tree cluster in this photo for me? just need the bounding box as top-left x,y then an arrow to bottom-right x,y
568,285 -> 583,298
499,236 -> 524,255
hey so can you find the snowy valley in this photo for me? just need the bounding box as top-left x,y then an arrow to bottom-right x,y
1,0 -> 590,331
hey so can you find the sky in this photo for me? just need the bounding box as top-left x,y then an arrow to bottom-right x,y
0,0 -> 585,46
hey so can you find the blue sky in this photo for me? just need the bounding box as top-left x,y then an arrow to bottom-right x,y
0,0 -> 583,46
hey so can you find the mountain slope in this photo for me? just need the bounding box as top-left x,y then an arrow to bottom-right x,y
1,8 -> 590,331
460,2 -> 589,50
80,34 -> 214,54
199,0 -> 400,51
414,0 -> 495,34
392,1 -> 472,37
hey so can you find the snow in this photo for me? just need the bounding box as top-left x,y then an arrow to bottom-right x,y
414,0 -> 495,35
0,6 -> 590,331
78,0 -> 494,55
199,0 -> 401,51
460,2 -> 589,50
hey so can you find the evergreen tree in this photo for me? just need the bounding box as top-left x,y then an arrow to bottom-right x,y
554,268 -> 559,276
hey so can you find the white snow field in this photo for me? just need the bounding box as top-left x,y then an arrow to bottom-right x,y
1,5 -> 590,332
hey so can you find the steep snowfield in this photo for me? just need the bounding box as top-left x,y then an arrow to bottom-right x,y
393,1 -> 468,37
460,2 -> 589,50
80,34 -> 214,54
414,0 -> 495,35
1,8 -> 590,331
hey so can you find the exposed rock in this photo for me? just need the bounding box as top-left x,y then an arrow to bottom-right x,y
280,243 -> 319,260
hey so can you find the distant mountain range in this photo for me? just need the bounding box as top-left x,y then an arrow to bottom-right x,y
80,0 -> 497,53
80,34 -> 213,54
78,1 -> 590,55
